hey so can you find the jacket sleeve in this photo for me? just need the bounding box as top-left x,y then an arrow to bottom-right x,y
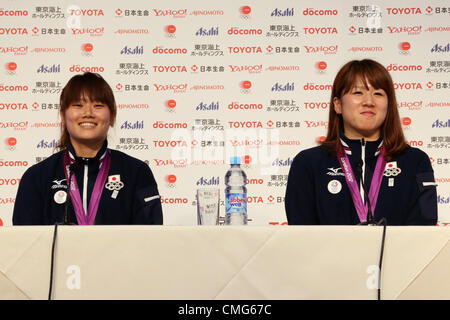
131,162 -> 163,225
405,151 -> 437,225
285,152 -> 319,225
13,167 -> 45,225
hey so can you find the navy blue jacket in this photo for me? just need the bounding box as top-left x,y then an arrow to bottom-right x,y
285,136 -> 437,225
13,141 -> 163,225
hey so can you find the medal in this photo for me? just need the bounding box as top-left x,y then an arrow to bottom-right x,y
63,149 -> 111,225
337,146 -> 386,223
54,190 -> 67,204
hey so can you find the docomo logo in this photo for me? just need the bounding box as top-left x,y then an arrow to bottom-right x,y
152,65 -> 187,73
398,42 -> 411,54
303,8 -> 338,16
303,27 -> 338,34
0,46 -> 28,55
304,45 -> 338,54
0,9 -> 28,16
227,27 -> 263,35
304,83 -> 332,91
153,121 -> 188,129
406,140 -> 423,147
153,46 -> 187,55
0,178 -> 21,186
228,102 -> 263,111
386,8 -> 422,15
69,65 -> 104,73
0,85 -> 28,92
0,28 -> 28,35
387,64 -> 422,71
229,65 -> 262,74
315,61 -> 328,72
153,9 -> 187,18
69,9 -> 104,16
160,197 -> 188,204
0,159 -> 28,167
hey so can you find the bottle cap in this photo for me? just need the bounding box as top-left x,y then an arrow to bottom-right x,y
230,156 -> 241,165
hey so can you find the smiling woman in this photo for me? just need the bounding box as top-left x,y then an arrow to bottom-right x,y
13,73 -> 163,225
285,59 -> 437,226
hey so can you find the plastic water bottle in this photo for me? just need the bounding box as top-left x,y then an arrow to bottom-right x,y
225,156 -> 248,225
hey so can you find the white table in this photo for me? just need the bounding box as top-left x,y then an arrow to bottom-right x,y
0,226 -> 449,300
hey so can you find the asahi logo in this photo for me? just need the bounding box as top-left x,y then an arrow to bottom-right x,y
120,45 -> 143,55
120,120 -> 144,130
37,139 -> 58,149
37,64 -> 61,73
271,82 -> 294,92
431,43 -> 450,53
196,177 -> 219,186
196,102 -> 219,111
195,27 -> 219,36
271,8 -> 294,17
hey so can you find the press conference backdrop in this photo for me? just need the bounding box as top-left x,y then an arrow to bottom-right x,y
0,0 -> 449,226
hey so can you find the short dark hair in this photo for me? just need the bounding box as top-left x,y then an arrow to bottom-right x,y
57,72 -> 117,150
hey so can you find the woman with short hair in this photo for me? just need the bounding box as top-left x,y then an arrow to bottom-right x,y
13,72 -> 163,225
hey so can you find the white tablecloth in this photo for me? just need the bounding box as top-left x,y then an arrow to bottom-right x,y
0,226 -> 449,300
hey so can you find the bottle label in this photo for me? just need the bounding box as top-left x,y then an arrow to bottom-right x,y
225,193 -> 247,213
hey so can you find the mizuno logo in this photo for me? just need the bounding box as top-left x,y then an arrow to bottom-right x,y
327,167 -> 344,176
51,179 -> 67,189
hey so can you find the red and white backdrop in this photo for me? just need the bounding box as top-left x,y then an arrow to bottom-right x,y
0,0 -> 449,226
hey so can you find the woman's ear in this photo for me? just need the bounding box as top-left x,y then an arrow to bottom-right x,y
333,97 -> 342,114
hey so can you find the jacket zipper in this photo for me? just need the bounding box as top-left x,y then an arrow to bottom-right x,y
360,138 -> 366,203
83,162 -> 88,214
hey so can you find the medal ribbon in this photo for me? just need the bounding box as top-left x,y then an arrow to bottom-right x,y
63,149 -> 111,225
337,146 -> 386,223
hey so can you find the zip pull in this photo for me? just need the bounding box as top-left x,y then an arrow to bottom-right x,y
361,138 -> 366,147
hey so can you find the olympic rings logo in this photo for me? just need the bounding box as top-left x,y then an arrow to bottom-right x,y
384,168 -> 401,177
105,181 -> 124,191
